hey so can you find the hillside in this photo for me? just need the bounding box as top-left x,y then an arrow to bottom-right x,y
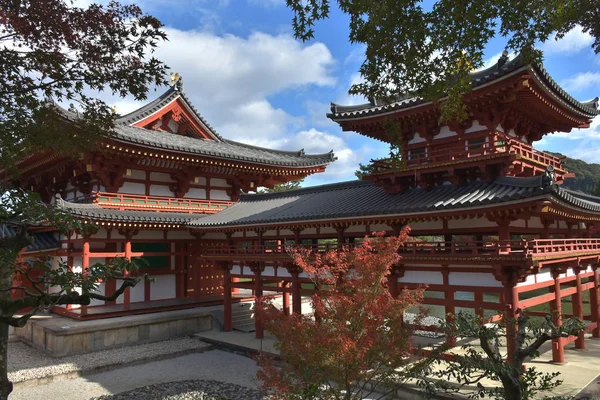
548,152 -> 600,195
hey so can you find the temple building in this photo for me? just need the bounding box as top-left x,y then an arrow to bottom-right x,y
8,55 -> 600,363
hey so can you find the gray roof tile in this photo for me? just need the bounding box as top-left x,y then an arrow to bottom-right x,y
56,197 -> 202,224
0,226 -> 60,253
110,125 -> 336,167
189,177 -> 600,228
329,54 -> 599,120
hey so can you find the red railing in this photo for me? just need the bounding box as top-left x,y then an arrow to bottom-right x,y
93,192 -> 234,214
203,239 -> 600,258
370,135 -> 563,173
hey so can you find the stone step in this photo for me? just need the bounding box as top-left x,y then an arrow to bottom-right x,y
233,322 -> 256,333
232,317 -> 255,327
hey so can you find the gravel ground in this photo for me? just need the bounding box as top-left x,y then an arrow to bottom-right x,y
91,380 -> 267,400
8,337 -> 211,384
10,350 -> 262,400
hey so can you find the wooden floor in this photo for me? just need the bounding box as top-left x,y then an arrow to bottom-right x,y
53,294 -> 252,320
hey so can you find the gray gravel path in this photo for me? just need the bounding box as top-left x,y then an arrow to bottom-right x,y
91,380 -> 267,400
9,350 -> 261,400
8,337 -> 211,384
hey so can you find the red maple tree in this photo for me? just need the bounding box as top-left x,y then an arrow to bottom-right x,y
257,229 -> 424,400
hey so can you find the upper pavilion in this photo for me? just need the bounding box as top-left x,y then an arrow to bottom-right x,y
328,53 -> 599,193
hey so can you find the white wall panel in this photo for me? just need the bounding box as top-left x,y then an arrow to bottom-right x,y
449,272 -> 501,287
399,271 -> 443,285
150,275 -> 176,300
185,188 -> 206,199
149,184 -> 173,197
211,178 -> 231,187
130,282 -> 145,302
150,172 -> 175,182
120,182 -> 146,195
210,189 -> 230,200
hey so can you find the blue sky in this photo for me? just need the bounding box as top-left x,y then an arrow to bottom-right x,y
86,0 -> 600,186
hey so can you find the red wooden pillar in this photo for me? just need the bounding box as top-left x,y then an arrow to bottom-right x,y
253,263 -> 264,339
81,239 -> 90,315
551,268 -> 565,363
573,268 -> 585,349
497,220 -> 511,253
592,266 -> 600,338
291,267 -> 302,314
282,281 -> 290,315
124,239 -> 132,310
222,263 -> 232,332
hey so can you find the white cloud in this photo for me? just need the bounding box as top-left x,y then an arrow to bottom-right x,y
561,72 -> 600,94
541,25 -> 594,55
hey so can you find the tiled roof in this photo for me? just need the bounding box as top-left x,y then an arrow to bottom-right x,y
115,85 -> 223,141
188,176 -> 600,228
111,125 -> 336,168
55,90 -> 336,169
56,197 -> 202,224
0,226 -> 60,253
329,54 -> 600,120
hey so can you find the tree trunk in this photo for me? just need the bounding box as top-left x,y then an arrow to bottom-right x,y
501,372 -> 523,400
0,321 -> 12,400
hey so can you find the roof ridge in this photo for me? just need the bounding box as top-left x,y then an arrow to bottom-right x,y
223,139 -> 336,160
241,180 -> 373,201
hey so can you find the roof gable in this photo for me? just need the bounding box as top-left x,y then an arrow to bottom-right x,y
116,77 -> 222,141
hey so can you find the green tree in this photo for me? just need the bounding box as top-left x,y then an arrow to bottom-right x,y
417,312 -> 585,400
285,0 -> 599,120
0,1 -> 167,397
259,178 -> 305,193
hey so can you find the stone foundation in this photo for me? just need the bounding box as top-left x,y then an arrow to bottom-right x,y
15,308 -> 212,357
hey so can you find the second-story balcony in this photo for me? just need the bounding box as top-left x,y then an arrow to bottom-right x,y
91,192 -> 235,214
369,135 -> 565,176
201,238 -> 600,266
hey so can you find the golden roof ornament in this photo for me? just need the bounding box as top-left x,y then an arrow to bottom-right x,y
170,72 -> 183,92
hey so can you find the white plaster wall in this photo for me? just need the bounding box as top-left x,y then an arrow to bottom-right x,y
410,220 -> 443,230
398,271 -> 443,285
264,230 -> 278,237
507,129 -> 517,138
465,121 -> 486,133
128,169 -> 146,180
168,119 -> 179,132
345,225 -> 367,234
408,133 -> 426,144
277,268 -> 291,278
89,282 -> 106,306
185,188 -> 207,199
149,184 -> 173,197
130,282 -> 145,302
231,265 -> 241,275
369,224 -> 390,232
279,229 -> 294,236
211,178 -> 231,187
150,172 -> 175,183
434,125 -> 457,140
210,189 -> 230,200
167,231 -> 195,240
245,231 -> 258,237
448,217 -> 496,229
263,266 -> 276,277
449,272 -> 501,287
150,275 -> 176,300
527,217 -> 544,229
495,124 -> 504,132
120,182 -> 146,195
92,229 -> 108,239
302,228 -> 317,235
319,227 -> 336,235
193,177 -> 207,185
